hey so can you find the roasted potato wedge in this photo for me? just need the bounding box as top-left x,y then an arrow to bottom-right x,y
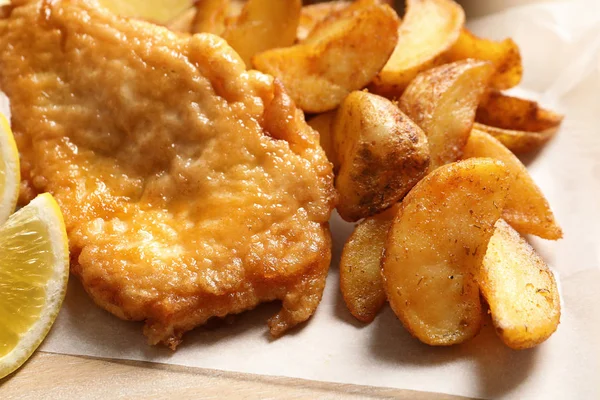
253,1 -> 400,113
399,60 -> 493,171
340,206 -> 398,323
463,129 -> 562,240
98,0 -> 193,23
308,111 -> 337,168
297,1 -> 350,42
382,158 -> 510,345
370,0 -> 465,98
166,7 -> 196,33
334,91 -> 430,221
477,91 -> 564,133
443,29 -> 523,90
223,0 -> 302,66
481,219 -> 561,349
473,123 -> 557,154
190,0 -> 230,35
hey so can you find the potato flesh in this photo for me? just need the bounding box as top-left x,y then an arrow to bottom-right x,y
308,111 -> 337,169
383,158 -> 510,345
334,91 -> 430,221
399,60 -> 493,171
253,1 -> 400,113
297,1 -> 350,42
443,29 -> 523,90
463,129 -> 562,240
223,0 -> 302,66
191,0 -> 230,35
481,219 -> 561,349
340,206 -> 397,323
371,0 -> 465,97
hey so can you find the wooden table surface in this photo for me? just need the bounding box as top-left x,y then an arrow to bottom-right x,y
0,352 -> 473,399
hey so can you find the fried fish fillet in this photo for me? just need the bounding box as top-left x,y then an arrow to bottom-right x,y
0,0 -> 335,348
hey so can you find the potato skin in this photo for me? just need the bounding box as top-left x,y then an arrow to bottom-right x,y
334,91 -> 430,222
340,206 -> 397,323
481,219 -> 561,349
463,129 -> 562,240
253,1 -> 400,113
382,158 -> 510,346
443,29 -> 523,90
399,60 -> 493,171
370,0 -> 465,98
223,0 -> 302,66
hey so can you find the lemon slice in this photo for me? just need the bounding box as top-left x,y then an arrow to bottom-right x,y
0,112 -> 20,225
0,193 -> 69,379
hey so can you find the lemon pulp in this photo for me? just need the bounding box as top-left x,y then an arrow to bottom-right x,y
0,193 -> 69,378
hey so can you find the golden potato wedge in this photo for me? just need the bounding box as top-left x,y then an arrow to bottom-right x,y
297,1 -> 350,42
472,123 -> 557,154
190,0 -> 230,35
340,206 -> 398,323
370,0 -> 465,98
399,60 -> 493,171
98,0 -> 193,23
308,111 -> 337,169
334,91 -> 430,221
463,129 -> 562,240
222,0 -> 302,66
481,219 -> 561,349
477,91 -> 564,133
166,7 -> 196,33
443,29 -> 523,90
382,158 -> 510,345
253,1 -> 400,113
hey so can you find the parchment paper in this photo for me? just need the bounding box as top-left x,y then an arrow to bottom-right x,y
39,1 -> 600,398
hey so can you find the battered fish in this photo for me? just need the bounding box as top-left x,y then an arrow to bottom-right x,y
0,0 -> 335,348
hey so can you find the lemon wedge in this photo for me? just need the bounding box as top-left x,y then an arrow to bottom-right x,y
0,112 -> 19,225
0,193 -> 69,379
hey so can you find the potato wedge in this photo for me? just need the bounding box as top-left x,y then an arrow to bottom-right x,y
473,123 -> 557,154
297,1 -> 350,42
253,1 -> 400,113
223,0 -> 302,66
382,158 -> 510,345
334,91 -> 430,221
308,111 -> 337,169
190,0 -> 229,35
166,7 -> 196,33
481,219 -> 561,349
443,29 -> 523,90
477,91 -> 564,133
370,0 -> 465,98
98,0 -> 193,24
340,206 -> 398,323
399,60 -> 493,171
463,129 -> 562,240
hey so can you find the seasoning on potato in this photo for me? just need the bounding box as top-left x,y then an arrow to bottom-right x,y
340,206 -> 397,323
370,0 -> 465,98
333,91 -> 429,221
481,219 -> 561,350
463,129 -> 562,240
253,0 -> 400,112
382,158 -> 511,345
399,59 -> 493,171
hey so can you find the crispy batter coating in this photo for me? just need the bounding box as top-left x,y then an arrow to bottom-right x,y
0,0 -> 335,348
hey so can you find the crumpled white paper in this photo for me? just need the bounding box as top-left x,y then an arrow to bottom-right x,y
40,1 -> 600,398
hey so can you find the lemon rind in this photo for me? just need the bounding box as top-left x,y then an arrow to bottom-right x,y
0,112 -> 19,225
0,193 -> 69,379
